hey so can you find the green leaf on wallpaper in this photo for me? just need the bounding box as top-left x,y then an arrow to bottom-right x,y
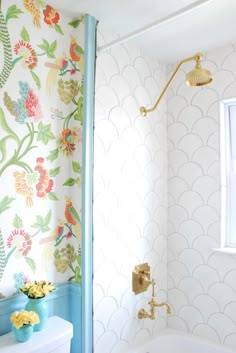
24,257 -> 36,272
0,228 -> 6,283
80,83 -> 84,95
72,161 -> 81,174
47,148 -> 59,162
0,31 -> 2,42
45,210 -> 52,224
0,196 -> 15,214
20,27 -> 30,42
63,178 -> 76,186
30,70 -> 41,89
38,39 -> 57,59
77,96 -> 83,124
37,122 -> 55,144
48,192 -> 58,201
74,266 -> 81,283
5,5 -> 23,22
32,210 -> 51,233
49,167 -> 60,177
74,44 -> 84,55
13,214 -> 23,229
68,18 -> 83,28
54,24 -> 64,35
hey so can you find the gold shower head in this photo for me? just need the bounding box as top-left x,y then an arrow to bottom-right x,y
140,52 -> 212,116
186,53 -> 212,86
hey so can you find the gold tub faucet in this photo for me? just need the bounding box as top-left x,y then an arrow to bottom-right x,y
138,279 -> 172,320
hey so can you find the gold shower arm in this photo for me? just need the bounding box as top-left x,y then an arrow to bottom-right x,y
140,52 -> 203,117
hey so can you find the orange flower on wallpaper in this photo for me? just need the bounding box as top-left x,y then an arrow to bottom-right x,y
43,5 -> 60,27
35,157 -> 54,198
23,0 -> 41,27
14,40 -> 38,70
14,171 -> 34,206
23,0 -> 63,34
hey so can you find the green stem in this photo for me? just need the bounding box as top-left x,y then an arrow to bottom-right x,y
16,123 -> 35,160
0,154 -> 17,176
68,263 -> 75,273
5,247 -> 16,266
12,56 -> 23,67
69,59 -> 78,71
63,107 -> 78,130
72,98 -> 78,105
54,235 -> 66,247
15,161 -> 33,173
58,69 -> 72,76
64,223 -> 76,237
0,124 -> 36,176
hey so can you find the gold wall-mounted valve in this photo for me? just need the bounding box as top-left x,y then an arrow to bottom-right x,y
132,263 -> 151,295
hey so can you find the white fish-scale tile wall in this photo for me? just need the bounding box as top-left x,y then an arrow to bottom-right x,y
167,42 -> 236,349
94,22 -> 236,353
93,24 -> 168,353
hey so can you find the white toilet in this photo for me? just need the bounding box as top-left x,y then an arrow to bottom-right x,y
0,316 -> 73,353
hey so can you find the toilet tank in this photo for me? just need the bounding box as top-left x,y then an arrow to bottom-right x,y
0,316 -> 73,353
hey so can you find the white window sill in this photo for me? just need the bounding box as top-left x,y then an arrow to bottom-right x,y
212,247 -> 236,255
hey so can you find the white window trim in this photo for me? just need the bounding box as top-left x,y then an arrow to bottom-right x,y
217,98 -> 236,252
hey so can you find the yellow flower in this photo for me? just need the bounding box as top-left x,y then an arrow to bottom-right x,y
10,310 -> 40,329
20,280 -> 55,299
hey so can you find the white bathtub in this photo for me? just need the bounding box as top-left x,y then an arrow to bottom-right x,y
132,330 -> 235,353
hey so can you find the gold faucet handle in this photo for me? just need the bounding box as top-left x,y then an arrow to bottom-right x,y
151,278 -> 156,297
132,263 -> 151,294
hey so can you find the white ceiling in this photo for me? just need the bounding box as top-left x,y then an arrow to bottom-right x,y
49,0 -> 236,63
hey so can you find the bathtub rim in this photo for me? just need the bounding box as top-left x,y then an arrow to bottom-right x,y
131,328 -> 236,353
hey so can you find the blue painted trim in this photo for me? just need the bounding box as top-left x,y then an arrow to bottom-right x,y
82,14 -> 96,353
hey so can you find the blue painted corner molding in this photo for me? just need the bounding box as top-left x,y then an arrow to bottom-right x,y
82,14 -> 97,353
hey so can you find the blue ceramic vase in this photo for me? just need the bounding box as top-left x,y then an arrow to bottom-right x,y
13,324 -> 33,342
25,297 -> 48,331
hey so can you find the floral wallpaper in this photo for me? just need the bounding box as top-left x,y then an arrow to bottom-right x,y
0,0 -> 85,297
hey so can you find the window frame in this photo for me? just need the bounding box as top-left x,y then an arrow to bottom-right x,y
220,98 -> 236,248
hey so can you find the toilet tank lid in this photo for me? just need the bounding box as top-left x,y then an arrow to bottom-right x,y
0,316 -> 73,353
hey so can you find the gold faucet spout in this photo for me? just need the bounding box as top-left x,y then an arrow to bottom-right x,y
152,301 -> 172,314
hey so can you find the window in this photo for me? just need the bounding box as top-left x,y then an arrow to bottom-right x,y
221,99 -> 236,247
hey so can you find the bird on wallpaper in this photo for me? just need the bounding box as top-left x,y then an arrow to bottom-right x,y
65,196 -> 81,226
39,219 -> 64,245
69,36 -> 84,62
45,56 -> 68,95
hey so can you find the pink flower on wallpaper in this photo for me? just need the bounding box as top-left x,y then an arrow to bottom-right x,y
66,231 -> 72,239
35,157 -> 54,198
25,89 -> 43,122
7,229 -> 32,256
14,40 -> 38,70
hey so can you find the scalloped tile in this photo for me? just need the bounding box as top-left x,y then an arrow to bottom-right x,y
94,23 -> 236,353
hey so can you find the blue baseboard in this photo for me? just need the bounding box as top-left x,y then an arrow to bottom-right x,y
0,282 -> 81,353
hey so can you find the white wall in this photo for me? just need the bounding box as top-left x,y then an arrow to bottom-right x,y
167,43 -> 236,350
93,24 -> 168,353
